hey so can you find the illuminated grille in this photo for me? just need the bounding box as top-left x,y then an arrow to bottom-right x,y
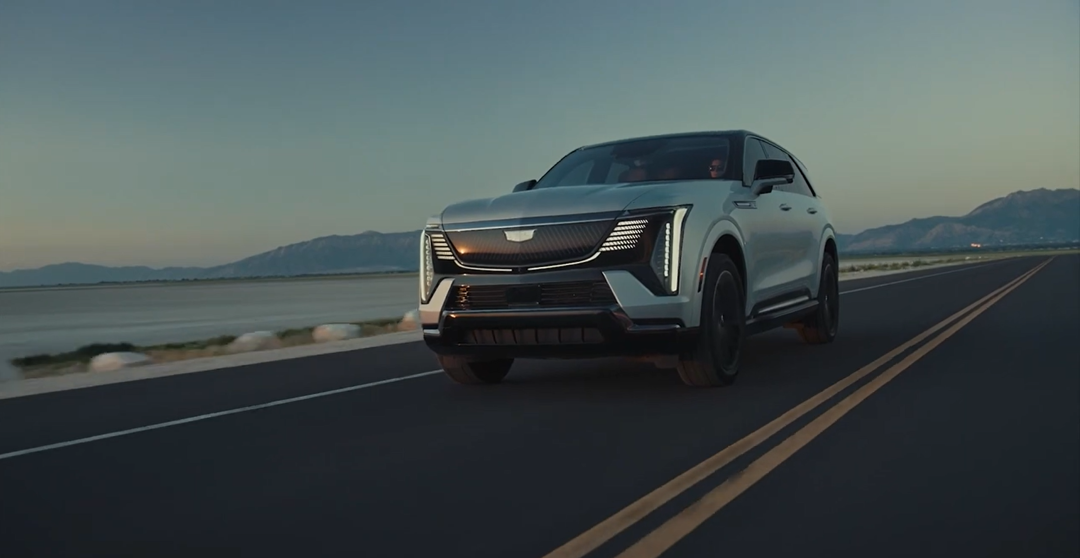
447,281 -> 617,311
599,218 -> 649,252
427,232 -> 455,260
444,220 -> 613,267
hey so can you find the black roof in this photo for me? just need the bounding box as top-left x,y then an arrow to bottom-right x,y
578,129 -> 772,151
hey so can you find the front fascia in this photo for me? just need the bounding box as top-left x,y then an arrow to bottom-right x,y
418,266 -> 694,334
421,179 -> 745,331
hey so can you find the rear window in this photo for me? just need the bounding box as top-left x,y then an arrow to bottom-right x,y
533,135 -> 736,189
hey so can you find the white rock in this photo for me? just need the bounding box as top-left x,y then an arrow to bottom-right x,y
398,309 -> 420,331
312,323 -> 362,343
89,352 -> 152,372
228,331 -> 281,353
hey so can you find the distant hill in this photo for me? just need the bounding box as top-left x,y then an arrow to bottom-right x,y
201,231 -> 420,278
0,231 -> 423,288
0,263 -> 210,288
2,188 -> 1077,288
836,188 -> 1080,254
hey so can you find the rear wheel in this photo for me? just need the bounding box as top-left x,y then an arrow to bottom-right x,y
676,254 -> 746,387
437,355 -> 514,384
796,252 -> 840,344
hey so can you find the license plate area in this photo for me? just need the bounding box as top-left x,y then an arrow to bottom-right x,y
505,284 -> 542,307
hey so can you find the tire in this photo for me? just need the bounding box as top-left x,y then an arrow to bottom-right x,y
437,355 -> 514,384
676,254 -> 746,387
797,251 -> 840,344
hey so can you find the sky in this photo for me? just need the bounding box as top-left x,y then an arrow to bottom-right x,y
1,0 -> 1078,271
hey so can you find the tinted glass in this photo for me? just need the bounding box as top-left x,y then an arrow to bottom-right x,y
533,135 -> 735,189
743,138 -> 766,185
790,155 -> 817,196
761,141 -> 814,197
760,141 -> 786,160
786,164 -> 813,196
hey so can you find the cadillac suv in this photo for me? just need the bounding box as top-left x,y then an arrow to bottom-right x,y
418,130 -> 840,387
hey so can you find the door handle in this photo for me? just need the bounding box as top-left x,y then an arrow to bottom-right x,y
779,204 -> 791,211
807,207 -> 818,214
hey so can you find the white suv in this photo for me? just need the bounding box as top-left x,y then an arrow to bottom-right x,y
418,130 -> 840,387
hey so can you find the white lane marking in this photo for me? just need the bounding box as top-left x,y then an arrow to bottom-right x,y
0,369 -> 443,461
840,261 -> 1000,295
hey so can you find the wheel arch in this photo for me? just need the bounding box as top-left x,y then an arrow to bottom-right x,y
687,218 -> 749,326
823,231 -> 838,262
712,234 -> 747,295
817,226 -> 838,296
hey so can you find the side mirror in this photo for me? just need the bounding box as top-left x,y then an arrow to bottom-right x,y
513,179 -> 537,193
750,159 -> 794,195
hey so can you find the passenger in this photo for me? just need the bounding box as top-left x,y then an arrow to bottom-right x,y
618,159 -> 649,182
656,164 -> 683,180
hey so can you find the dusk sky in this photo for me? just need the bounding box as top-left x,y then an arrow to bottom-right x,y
2,0 -> 1078,270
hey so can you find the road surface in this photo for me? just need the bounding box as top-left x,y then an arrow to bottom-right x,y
0,255 -> 1076,558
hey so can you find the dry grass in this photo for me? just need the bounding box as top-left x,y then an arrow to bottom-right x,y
838,256 -> 989,274
22,362 -> 89,380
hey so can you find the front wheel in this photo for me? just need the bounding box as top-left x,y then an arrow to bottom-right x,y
796,252 -> 840,344
676,254 -> 746,387
437,355 -> 514,384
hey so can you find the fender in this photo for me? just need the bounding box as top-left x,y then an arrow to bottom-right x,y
813,224 -> 838,297
817,225 -> 837,259
683,216 -> 747,328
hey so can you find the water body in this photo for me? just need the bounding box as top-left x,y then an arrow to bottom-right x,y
0,275 -> 418,381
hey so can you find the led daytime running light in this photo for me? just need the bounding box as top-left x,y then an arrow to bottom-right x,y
420,232 -> 435,303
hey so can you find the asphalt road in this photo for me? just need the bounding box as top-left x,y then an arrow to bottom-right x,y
0,255 -> 1076,558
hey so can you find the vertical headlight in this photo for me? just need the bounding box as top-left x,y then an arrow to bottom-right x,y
419,231 -> 435,303
649,206 -> 690,294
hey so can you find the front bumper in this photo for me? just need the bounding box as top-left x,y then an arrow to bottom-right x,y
420,268 -> 699,359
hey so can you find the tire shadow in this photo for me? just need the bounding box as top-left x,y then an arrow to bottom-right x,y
465,325 -> 887,396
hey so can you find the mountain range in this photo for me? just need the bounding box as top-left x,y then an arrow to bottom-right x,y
2,188 -> 1077,288
0,231 -> 421,288
834,188 -> 1079,253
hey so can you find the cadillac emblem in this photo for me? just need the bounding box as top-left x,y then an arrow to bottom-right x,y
504,229 -> 536,242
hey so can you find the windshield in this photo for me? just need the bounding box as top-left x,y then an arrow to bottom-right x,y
534,135 -> 736,189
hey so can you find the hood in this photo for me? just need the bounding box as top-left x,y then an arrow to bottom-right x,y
439,182 -> 666,228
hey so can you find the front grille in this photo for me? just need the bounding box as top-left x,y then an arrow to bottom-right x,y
444,220 -> 613,267
447,280 -> 617,311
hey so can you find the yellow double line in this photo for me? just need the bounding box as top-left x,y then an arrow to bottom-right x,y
544,257 -> 1053,558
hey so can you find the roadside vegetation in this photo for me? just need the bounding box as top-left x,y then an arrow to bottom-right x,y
840,243 -> 1079,259
839,256 -> 985,274
840,247 -> 1079,274
11,317 -> 408,379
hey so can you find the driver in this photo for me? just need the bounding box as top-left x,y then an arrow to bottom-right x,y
708,155 -> 727,179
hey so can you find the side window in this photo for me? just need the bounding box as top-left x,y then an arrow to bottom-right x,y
790,156 -> 818,197
761,141 -> 814,197
760,142 -> 786,161
786,166 -> 814,197
742,138 -> 766,186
